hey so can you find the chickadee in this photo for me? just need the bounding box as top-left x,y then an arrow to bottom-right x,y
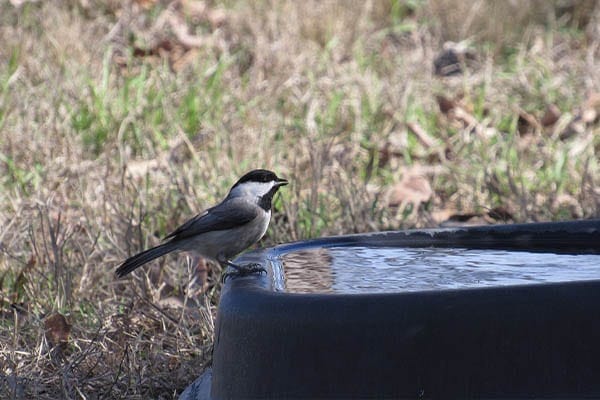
115,169 -> 288,279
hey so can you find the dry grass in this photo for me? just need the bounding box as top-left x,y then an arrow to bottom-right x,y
1,0 -> 599,398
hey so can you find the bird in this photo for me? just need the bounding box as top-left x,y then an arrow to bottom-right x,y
115,169 -> 288,280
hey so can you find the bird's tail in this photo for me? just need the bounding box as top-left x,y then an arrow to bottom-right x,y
115,242 -> 178,278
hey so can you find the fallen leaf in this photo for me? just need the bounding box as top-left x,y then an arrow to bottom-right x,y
436,95 -> 457,114
388,174 -> 432,208
44,313 -> 71,348
192,257 -> 210,294
487,206 -> 513,222
540,104 -> 561,127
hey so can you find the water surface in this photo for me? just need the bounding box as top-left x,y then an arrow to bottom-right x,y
282,246 -> 600,294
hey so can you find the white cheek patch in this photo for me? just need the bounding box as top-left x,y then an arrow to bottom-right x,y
230,181 -> 275,198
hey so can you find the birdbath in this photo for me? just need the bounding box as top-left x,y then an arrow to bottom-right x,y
181,219 -> 600,399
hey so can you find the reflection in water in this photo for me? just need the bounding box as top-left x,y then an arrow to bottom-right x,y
282,247 -> 600,294
282,248 -> 334,293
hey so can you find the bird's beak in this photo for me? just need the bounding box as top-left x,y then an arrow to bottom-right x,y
276,178 -> 289,187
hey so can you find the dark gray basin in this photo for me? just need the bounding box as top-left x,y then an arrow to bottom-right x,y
181,219 -> 600,399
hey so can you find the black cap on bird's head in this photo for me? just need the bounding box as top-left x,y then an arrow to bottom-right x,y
233,169 -> 288,188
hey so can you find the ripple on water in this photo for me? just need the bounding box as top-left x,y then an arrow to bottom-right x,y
282,247 -> 600,294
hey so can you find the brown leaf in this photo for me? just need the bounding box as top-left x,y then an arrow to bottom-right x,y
192,257 -> 210,294
388,174 -> 432,208
487,206 -> 513,222
44,313 -> 71,348
540,104 -> 561,127
436,95 -> 457,114
377,143 -> 391,168
436,94 -> 489,138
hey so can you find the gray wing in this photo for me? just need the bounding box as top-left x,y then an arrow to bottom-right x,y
163,197 -> 259,242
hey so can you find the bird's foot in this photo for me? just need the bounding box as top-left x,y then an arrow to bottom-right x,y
222,263 -> 267,283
